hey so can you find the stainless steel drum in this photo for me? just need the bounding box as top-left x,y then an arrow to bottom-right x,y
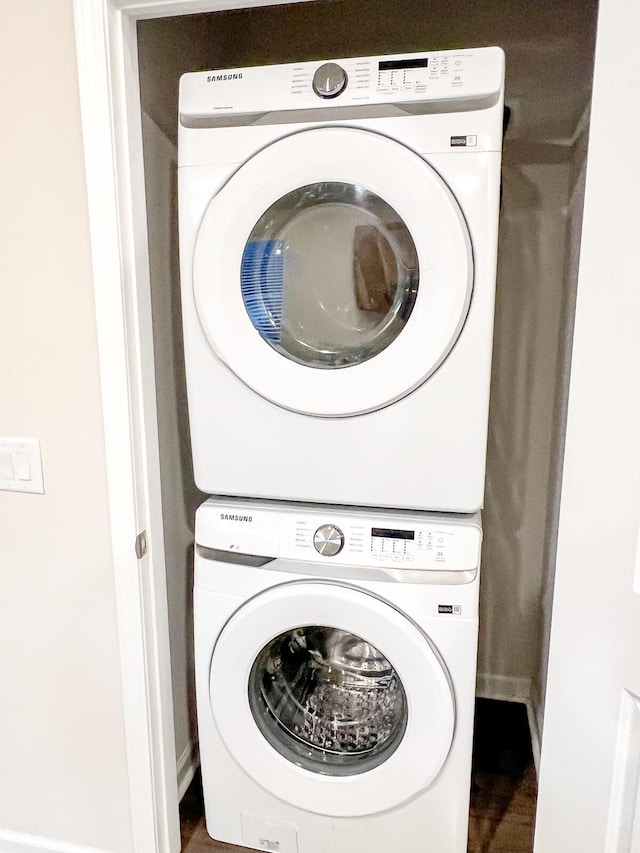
248,626 -> 408,776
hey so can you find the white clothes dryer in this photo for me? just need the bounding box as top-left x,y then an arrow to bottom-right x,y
194,497 -> 482,853
179,48 -> 504,512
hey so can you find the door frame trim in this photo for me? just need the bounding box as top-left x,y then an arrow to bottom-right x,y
71,1 -> 311,851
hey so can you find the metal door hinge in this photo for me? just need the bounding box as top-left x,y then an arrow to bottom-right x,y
135,530 -> 147,559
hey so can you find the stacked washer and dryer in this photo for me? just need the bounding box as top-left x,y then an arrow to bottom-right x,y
178,47 -> 504,853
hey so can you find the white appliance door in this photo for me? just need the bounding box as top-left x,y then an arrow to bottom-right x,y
209,581 -> 455,816
193,126 -> 472,416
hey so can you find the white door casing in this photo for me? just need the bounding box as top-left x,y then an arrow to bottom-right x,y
533,0 -> 640,849
72,2 -> 313,852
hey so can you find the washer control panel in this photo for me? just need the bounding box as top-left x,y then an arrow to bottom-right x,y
196,499 -> 482,572
179,46 -> 504,126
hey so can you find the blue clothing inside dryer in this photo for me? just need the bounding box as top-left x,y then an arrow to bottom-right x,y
240,239 -> 284,343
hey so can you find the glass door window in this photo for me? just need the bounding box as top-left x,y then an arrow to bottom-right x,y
248,626 -> 408,776
240,183 -> 419,369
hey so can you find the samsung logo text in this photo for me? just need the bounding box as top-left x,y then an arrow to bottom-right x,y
220,513 -> 253,522
207,73 -> 243,82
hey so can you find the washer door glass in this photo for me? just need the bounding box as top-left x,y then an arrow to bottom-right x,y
248,626 -> 408,776
240,183 -> 419,369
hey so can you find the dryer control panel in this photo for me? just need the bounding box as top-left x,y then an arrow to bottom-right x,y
196,498 -> 482,573
179,46 -> 504,127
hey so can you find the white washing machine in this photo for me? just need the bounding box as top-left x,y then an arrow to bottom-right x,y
194,497 -> 482,853
179,47 -> 504,512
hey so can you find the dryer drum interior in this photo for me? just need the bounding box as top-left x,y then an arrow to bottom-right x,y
239,182 -> 419,369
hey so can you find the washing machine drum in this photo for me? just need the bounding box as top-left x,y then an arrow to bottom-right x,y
193,126 -> 473,417
209,582 -> 455,816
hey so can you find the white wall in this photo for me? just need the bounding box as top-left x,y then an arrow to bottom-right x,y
0,2 -> 132,850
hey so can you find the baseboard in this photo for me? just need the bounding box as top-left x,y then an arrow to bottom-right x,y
177,740 -> 199,801
476,672 -> 532,704
476,673 -> 542,777
0,828 -> 114,853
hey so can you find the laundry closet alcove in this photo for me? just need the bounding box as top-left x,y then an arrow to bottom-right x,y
71,0 -> 640,850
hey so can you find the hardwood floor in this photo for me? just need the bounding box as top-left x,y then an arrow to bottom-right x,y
181,699 -> 537,853
468,699 -> 537,852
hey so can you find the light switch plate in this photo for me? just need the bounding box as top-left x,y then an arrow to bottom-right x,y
0,437 -> 44,494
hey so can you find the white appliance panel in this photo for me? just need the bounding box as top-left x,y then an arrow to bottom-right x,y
196,497 -> 482,572
194,498 -> 481,853
180,48 -> 504,124
179,46 -> 503,512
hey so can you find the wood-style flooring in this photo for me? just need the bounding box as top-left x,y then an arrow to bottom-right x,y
467,699 -> 537,852
181,699 -> 537,853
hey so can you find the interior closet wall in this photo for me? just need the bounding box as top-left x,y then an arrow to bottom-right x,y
141,112 -> 202,795
478,159 -> 570,715
137,0 -> 597,780
532,123 -> 590,733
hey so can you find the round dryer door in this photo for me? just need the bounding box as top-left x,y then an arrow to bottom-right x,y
209,581 -> 455,817
193,126 -> 473,416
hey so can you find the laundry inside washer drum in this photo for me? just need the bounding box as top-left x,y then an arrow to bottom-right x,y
248,626 -> 408,776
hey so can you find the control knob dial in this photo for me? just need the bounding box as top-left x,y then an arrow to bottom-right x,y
313,524 -> 345,557
312,62 -> 348,99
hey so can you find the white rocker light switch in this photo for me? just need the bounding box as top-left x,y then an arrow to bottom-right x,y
0,438 -> 44,493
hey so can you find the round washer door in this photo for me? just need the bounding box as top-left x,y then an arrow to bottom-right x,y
193,126 -> 473,417
209,581 -> 455,817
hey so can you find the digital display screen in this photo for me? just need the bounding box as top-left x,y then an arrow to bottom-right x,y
378,59 -> 428,71
371,527 -> 415,540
